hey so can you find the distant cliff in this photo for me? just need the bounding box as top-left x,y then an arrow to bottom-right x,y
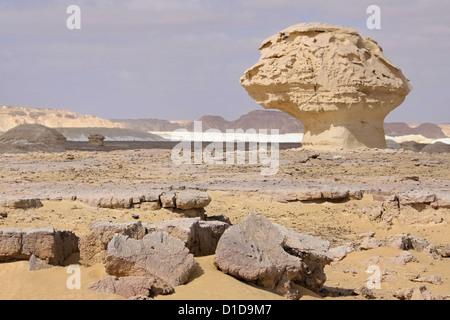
0,105 -> 447,140
0,106 -> 121,132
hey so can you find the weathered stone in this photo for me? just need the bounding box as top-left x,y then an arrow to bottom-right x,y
436,194 -> 450,209
145,218 -> 229,256
214,214 -> 331,299
240,22 -> 411,149
0,227 -> 78,265
355,286 -> 376,299
398,191 -> 436,206
322,188 -> 350,200
175,190 -> 211,210
359,237 -> 381,250
296,189 -> 322,201
88,134 -> 105,147
29,254 -> 52,271
141,190 -> 162,202
395,286 -> 444,300
410,274 -> 443,285
0,229 -> 24,260
140,201 -> 161,210
89,276 -> 174,299
437,244 -> 450,258
105,232 -> 197,286
380,196 -> 400,227
83,196 -> 133,209
79,221 -> 147,266
390,251 -> 417,265
0,199 -> 43,210
160,192 -> 176,208
357,232 -> 375,239
206,214 -> 232,225
329,245 -> 354,261
383,234 -> 429,251
349,190 -> 364,200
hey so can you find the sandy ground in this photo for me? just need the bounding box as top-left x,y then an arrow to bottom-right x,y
0,145 -> 449,300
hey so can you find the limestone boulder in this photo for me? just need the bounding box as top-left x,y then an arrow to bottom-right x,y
105,232 -> 196,286
145,218 -> 229,256
175,190 -> 212,210
89,276 -> 174,299
213,214 -> 332,299
0,199 -> 43,210
0,227 -> 78,265
79,221 -> 147,266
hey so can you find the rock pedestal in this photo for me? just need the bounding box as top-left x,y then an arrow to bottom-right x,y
241,23 -> 412,149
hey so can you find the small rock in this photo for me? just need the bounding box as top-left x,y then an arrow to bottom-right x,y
175,190 -> 211,210
132,214 -> 139,220
88,134 -> 105,147
410,274 -> 443,285
390,251 -> 418,265
343,269 -> 357,274
357,232 -> 375,239
349,190 -> 364,200
145,218 -> 229,257
140,202 -> 161,211
29,254 -> 53,271
298,156 -> 309,163
79,221 -> 147,266
89,276 -> 174,299
105,232 -> 197,286
359,237 -> 381,250
355,286 -> 376,299
437,244 -> 450,258
206,214 -> 232,225
160,192 -> 176,208
329,245 -> 354,261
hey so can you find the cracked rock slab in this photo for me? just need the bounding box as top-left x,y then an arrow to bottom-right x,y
213,214 -> 331,299
89,276 -> 174,299
105,231 -> 197,286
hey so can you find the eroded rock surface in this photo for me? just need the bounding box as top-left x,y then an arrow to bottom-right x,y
214,214 -> 332,299
105,232 -> 196,286
241,22 -> 412,149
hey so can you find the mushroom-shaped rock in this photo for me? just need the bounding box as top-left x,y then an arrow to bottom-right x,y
241,23 -> 412,149
88,134 -> 105,146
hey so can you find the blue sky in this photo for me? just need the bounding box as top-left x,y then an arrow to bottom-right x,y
0,0 -> 449,123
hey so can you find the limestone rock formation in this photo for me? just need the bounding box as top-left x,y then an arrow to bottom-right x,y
0,227 -> 79,265
88,134 -> 105,146
79,221 -> 147,266
145,218 -> 229,256
0,105 -> 120,133
0,124 -> 67,153
105,232 -> 196,286
89,276 -> 174,299
241,22 -> 412,149
214,214 -> 332,299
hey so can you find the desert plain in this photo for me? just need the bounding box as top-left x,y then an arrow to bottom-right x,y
0,141 -> 449,300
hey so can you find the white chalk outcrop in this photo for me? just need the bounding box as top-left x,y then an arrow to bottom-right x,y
241,23 -> 412,149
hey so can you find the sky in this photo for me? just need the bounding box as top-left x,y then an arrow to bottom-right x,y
0,0 -> 449,123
